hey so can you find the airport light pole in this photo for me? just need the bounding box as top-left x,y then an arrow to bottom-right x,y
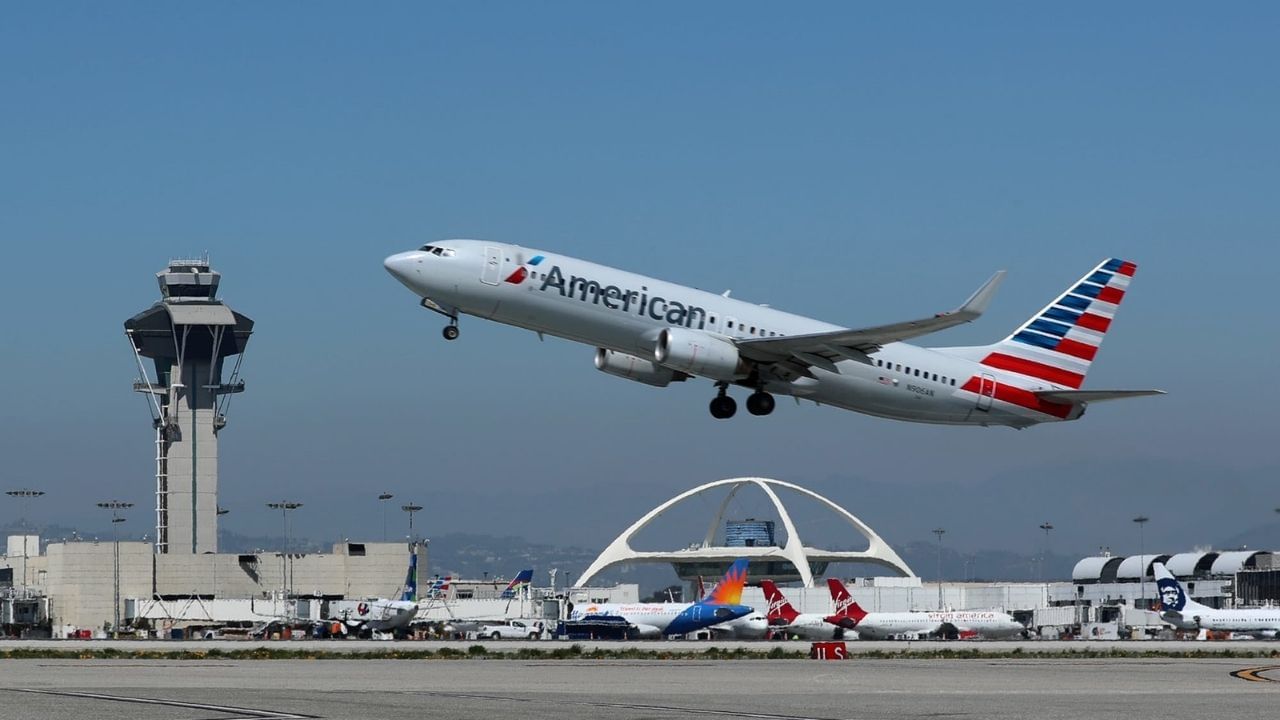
96,500 -> 133,636
267,502 -> 303,609
7,489 -> 44,591
1039,522 -> 1055,582
1133,515 -> 1150,609
378,492 -> 394,542
402,503 -> 423,542
932,527 -> 946,610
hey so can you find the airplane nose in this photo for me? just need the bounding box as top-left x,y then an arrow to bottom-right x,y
384,251 -> 419,285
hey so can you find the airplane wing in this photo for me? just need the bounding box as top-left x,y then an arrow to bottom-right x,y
1034,389 -> 1165,404
734,271 -> 1005,372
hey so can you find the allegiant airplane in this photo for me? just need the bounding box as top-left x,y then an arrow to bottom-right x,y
385,241 -> 1162,426
566,558 -> 752,638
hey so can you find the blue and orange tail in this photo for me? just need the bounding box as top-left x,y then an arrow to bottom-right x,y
701,559 -> 749,606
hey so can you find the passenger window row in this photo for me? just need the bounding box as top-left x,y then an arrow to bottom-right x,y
874,358 -> 957,386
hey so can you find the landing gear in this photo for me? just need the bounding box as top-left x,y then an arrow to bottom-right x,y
746,391 -> 775,416
442,322 -> 459,341
709,383 -> 737,419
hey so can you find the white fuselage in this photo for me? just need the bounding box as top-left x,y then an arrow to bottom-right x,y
328,599 -> 418,633
385,240 -> 1085,427
772,612 -> 846,641
854,610 -> 1025,640
1163,605 -> 1280,637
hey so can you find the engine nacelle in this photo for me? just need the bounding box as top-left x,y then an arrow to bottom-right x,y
654,328 -> 747,381
595,348 -> 689,387
632,623 -> 663,639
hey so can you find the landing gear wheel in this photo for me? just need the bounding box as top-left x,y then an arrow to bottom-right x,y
709,395 -> 737,419
442,324 -> 460,341
746,391 -> 775,416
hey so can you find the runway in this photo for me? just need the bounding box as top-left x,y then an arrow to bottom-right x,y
1,657 -> 1276,720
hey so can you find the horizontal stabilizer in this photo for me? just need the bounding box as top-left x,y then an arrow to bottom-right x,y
1034,389 -> 1165,404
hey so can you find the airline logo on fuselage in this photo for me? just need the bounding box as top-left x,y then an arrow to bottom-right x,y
536,265 -> 709,330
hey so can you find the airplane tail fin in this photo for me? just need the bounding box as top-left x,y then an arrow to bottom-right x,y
939,258 -> 1138,389
500,569 -> 534,599
701,559 -> 749,606
400,547 -> 418,602
826,578 -> 867,624
759,580 -> 800,624
1153,562 -> 1210,614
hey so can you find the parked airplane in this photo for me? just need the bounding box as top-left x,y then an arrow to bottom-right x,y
1154,562 -> 1280,639
326,550 -> 420,636
566,559 -> 754,637
826,578 -> 1025,640
385,241 -> 1161,425
760,580 -> 847,640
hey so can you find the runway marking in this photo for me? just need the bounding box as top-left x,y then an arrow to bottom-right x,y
14,689 -> 319,719
414,690 -> 850,719
1231,665 -> 1280,683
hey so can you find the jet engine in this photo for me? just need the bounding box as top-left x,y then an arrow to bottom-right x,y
653,328 -> 747,381
595,348 -> 689,387
631,623 -> 663,639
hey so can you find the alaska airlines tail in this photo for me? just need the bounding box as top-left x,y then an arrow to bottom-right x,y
400,549 -> 418,602
944,258 -> 1137,389
1154,562 -> 1211,614
702,559 -> 749,606
759,580 -> 800,624
500,569 -> 534,599
825,578 -> 867,624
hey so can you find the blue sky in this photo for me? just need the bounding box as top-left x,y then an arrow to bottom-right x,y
1,3 -> 1277,561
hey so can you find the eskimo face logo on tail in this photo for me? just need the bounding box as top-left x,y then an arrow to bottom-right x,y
1158,578 -> 1186,612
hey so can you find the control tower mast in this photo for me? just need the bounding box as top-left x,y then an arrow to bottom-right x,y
124,258 -> 253,554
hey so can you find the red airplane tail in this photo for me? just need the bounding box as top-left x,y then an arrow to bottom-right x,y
759,580 -> 800,624
826,578 -> 867,624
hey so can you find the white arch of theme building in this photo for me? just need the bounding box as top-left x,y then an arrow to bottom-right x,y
576,477 -> 915,588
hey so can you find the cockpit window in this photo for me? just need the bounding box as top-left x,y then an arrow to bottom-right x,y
416,245 -> 455,257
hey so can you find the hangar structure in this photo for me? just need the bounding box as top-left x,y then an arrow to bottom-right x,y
575,477 -> 915,588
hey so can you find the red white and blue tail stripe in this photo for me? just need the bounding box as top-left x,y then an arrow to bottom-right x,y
981,258 -> 1136,389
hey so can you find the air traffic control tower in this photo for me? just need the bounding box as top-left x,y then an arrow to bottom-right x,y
124,259 -> 253,554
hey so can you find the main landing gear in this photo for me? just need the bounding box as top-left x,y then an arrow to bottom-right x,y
746,390 -> 775,416
708,384 -> 775,419
442,322 -> 459,341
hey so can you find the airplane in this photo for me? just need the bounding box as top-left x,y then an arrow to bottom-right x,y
566,559 -> 754,638
760,579 -> 849,640
827,578 -> 1026,640
384,241 -> 1162,426
1154,562 -> 1280,639
325,549 -> 420,637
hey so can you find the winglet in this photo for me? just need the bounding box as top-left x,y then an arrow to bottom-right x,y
947,270 -> 1005,321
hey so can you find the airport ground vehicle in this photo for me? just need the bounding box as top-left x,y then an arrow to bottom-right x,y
475,619 -> 543,640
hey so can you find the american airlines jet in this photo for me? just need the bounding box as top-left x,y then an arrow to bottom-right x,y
384,241 -> 1161,425
1154,563 -> 1280,639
